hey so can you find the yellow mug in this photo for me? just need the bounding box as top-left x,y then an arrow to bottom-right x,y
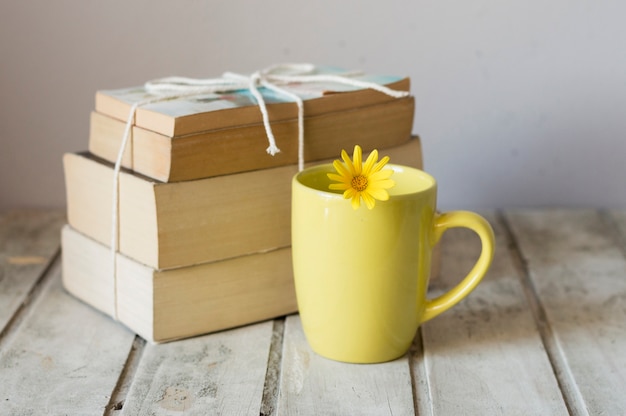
291,163 -> 495,363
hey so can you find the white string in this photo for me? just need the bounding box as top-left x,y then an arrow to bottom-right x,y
257,76 -> 306,170
249,71 -> 281,156
144,63 -> 410,167
109,63 -> 410,318
110,93 -> 181,320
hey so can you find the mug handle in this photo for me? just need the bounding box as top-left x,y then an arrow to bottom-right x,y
420,211 -> 495,323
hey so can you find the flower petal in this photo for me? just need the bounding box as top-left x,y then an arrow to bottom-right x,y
343,188 -> 357,200
361,192 -> 376,210
352,145 -> 363,175
362,149 -> 378,176
351,193 -> 362,210
370,178 -> 396,190
371,156 -> 391,173
332,160 -> 351,178
341,149 -> 356,175
365,187 -> 390,201
327,172 -> 350,184
368,169 -> 394,181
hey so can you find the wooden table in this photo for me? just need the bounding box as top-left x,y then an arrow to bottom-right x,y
1,209 -> 625,415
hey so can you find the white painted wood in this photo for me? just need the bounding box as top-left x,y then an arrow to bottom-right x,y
121,321 -> 273,415
506,209 -> 626,415
0,209 -> 65,333
3,208 -> 626,415
277,314 -> 414,416
414,211 -> 568,415
0,259 -> 136,415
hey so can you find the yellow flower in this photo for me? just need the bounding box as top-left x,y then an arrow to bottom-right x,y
327,145 -> 395,210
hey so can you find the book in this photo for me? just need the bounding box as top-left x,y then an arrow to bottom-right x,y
62,225 -> 297,343
95,69 -> 411,137
89,96 -> 415,182
64,137 -> 424,270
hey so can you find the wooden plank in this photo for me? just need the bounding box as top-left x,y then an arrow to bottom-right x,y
277,315 -> 414,416
609,210 -> 626,252
413,212 -> 568,415
0,209 -> 65,333
0,258 -> 136,415
121,320 -> 274,415
506,209 -> 626,415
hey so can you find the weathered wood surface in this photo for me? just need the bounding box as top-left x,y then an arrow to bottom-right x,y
413,212 -> 569,415
121,321 -> 274,415
277,315 -> 414,416
0,210 -> 65,334
610,209 -> 626,252
0,256 -> 136,415
505,209 -> 626,416
1,209 -> 625,415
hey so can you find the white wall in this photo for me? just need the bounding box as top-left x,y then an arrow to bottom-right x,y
1,0 -> 625,211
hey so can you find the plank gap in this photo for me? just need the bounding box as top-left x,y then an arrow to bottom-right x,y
409,328 -> 432,416
0,248 -> 60,350
260,317 -> 286,416
104,335 -> 147,415
497,210 -> 588,416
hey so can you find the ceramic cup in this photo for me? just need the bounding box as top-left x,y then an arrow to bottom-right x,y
291,163 -> 495,363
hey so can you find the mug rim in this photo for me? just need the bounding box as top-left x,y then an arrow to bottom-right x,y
293,162 -> 437,199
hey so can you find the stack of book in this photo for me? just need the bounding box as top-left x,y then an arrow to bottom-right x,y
62,66 -> 424,342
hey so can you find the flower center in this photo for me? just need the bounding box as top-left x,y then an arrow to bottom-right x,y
351,175 -> 368,192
